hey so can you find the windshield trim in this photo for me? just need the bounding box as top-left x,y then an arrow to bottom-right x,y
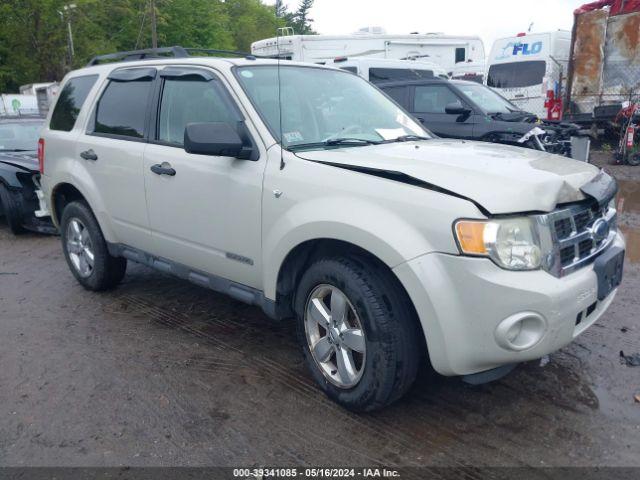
231,64 -> 432,152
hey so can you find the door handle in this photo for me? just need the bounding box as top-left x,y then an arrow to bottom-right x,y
150,163 -> 176,176
80,149 -> 98,161
416,117 -> 425,124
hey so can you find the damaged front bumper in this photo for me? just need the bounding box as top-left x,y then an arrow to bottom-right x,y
394,231 -> 625,377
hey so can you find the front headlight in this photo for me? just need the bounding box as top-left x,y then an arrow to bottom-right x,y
454,218 -> 542,270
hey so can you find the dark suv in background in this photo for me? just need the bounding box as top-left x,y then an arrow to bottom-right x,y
378,78 -> 588,160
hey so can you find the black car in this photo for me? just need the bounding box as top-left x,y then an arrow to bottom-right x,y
378,78 -> 587,160
0,115 -> 54,234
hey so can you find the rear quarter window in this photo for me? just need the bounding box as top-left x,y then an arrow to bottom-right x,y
49,75 -> 98,132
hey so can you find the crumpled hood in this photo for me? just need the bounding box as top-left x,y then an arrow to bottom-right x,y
295,139 -> 601,214
0,151 -> 38,172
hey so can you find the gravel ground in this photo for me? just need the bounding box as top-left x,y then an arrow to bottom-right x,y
0,151 -> 639,471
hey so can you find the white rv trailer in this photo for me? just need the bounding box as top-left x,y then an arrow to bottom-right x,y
251,28 -> 485,74
486,31 -> 571,117
330,57 -> 450,82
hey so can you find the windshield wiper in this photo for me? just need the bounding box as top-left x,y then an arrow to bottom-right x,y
288,138 -> 381,151
325,137 -> 382,146
383,135 -> 430,143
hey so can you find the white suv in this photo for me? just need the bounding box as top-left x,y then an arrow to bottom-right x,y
40,48 -> 625,411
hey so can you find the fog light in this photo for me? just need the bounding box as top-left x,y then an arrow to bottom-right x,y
495,312 -> 546,351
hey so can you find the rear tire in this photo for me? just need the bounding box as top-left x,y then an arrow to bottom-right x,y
295,255 -> 421,412
60,201 -> 127,291
0,184 -> 27,235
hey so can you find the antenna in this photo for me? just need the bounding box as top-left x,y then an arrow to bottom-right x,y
277,28 -> 285,170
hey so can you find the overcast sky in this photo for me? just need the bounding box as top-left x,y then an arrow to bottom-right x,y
266,0 -> 585,53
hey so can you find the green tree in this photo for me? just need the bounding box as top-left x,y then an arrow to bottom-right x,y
0,0 -> 284,92
156,0 -> 234,51
224,0 -> 284,52
292,0 -> 314,35
0,0 -> 68,91
275,0 -> 287,17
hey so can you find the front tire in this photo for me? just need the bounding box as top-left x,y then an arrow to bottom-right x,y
295,256 -> 421,412
60,201 -> 127,291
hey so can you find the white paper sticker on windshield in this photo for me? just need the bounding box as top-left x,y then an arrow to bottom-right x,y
375,128 -> 406,140
284,131 -> 304,143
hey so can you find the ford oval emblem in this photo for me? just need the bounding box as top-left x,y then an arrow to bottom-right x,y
591,218 -> 610,243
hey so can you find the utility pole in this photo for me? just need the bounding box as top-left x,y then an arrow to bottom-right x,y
150,0 -> 158,49
58,3 -> 77,68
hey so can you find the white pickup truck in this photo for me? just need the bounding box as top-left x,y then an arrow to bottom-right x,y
39,48 -> 625,411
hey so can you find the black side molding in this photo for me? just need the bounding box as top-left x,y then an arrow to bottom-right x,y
106,242 -> 283,320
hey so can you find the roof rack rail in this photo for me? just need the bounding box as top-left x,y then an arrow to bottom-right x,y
182,48 -> 257,59
86,46 -> 257,67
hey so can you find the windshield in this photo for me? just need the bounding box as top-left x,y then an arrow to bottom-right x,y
235,65 -> 429,150
0,120 -> 43,151
486,61 -> 546,89
456,82 -> 519,114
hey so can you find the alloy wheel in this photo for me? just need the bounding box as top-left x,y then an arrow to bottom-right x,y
66,218 -> 95,278
304,284 -> 366,388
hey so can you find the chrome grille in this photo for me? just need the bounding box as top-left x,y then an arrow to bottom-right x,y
534,200 -> 617,277
554,218 -> 573,240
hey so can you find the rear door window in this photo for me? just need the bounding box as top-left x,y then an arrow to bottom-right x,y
414,85 -> 461,113
487,61 -> 546,88
49,75 -> 98,132
93,75 -> 154,139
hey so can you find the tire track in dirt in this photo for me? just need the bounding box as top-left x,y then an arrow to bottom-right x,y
114,293 -> 514,474
119,295 -> 430,469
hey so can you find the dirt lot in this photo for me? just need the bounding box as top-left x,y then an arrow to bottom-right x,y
0,151 -> 639,470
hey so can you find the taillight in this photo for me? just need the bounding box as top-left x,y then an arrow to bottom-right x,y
38,138 -> 45,174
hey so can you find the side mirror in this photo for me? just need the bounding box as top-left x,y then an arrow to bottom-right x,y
445,101 -> 471,115
184,122 -> 244,157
